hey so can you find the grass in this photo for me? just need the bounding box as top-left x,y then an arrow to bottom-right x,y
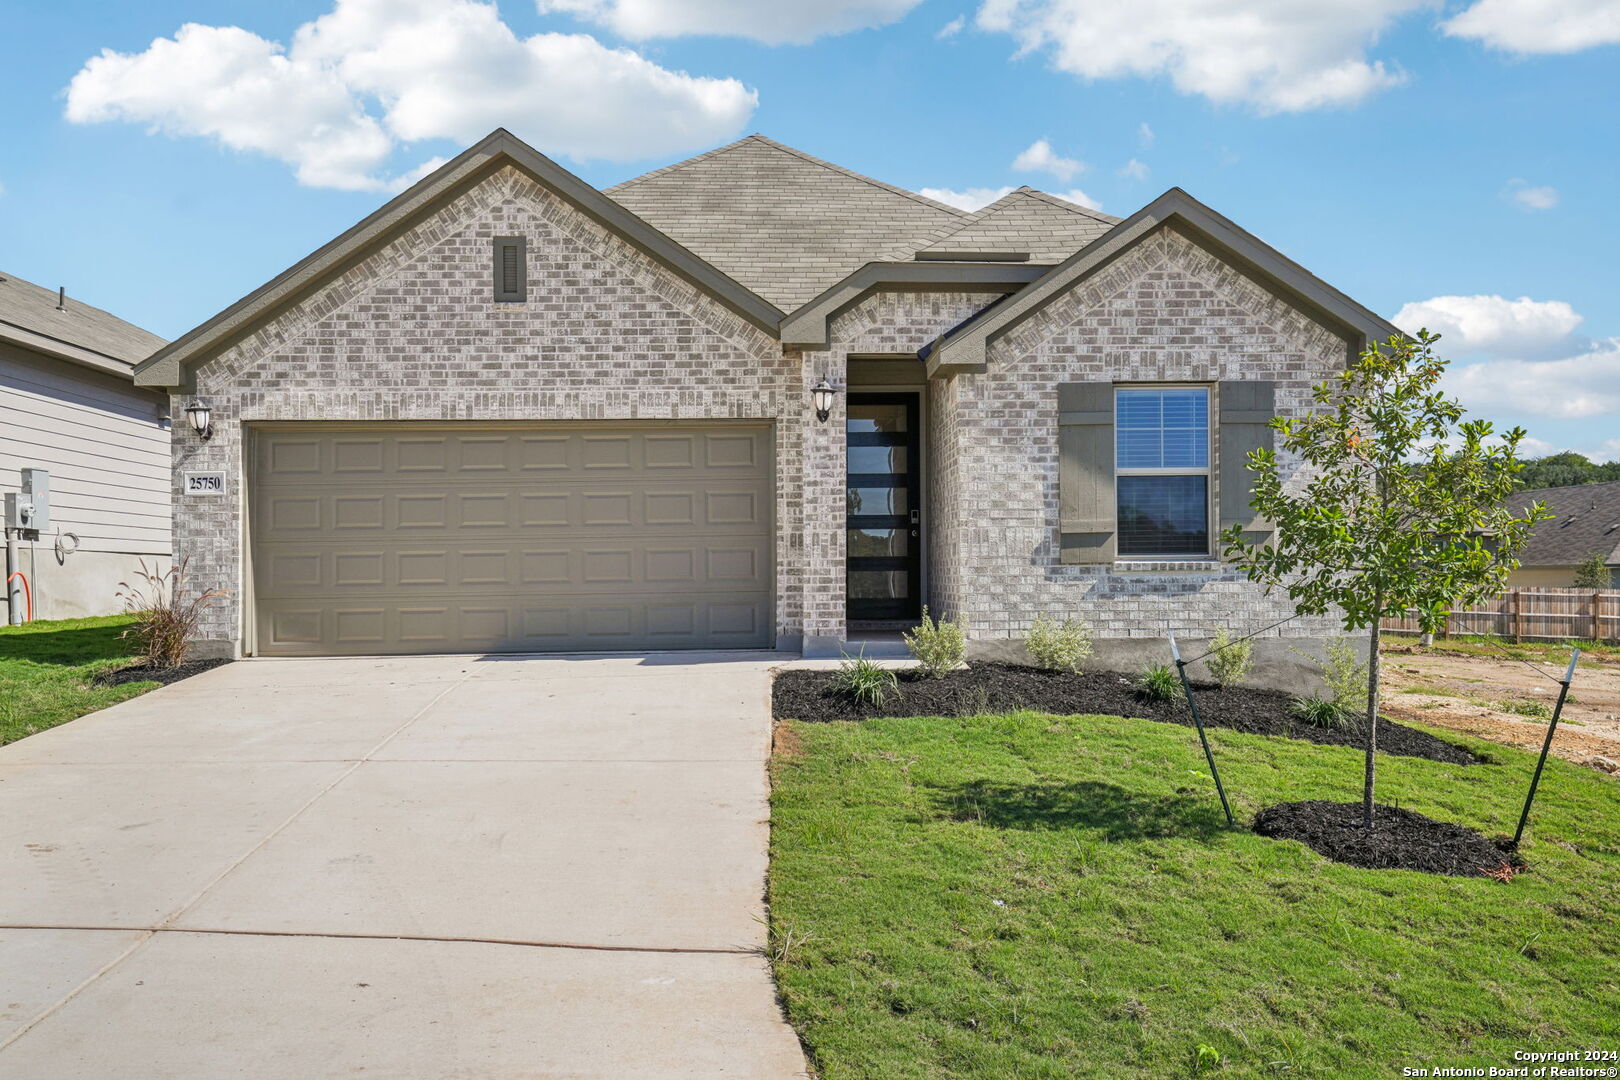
0,615 -> 156,746
1384,633 -> 1620,666
768,711 -> 1620,1079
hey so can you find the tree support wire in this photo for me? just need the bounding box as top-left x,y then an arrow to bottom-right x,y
1513,648 -> 1580,848
1169,634 -> 1236,828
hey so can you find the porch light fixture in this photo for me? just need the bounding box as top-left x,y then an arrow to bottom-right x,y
184,400 -> 214,441
811,377 -> 836,423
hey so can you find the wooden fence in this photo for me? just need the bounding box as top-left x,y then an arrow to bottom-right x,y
1381,588 -> 1620,644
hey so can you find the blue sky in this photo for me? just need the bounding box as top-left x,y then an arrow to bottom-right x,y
4,0 -> 1618,459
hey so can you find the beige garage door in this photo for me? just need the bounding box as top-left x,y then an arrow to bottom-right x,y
248,422 -> 773,656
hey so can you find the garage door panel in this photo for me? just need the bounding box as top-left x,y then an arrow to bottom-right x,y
250,423 -> 772,655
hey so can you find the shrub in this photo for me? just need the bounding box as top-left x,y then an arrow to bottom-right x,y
115,558 -> 230,669
1205,628 -> 1254,688
831,652 -> 898,706
1575,550 -> 1611,590
903,607 -> 966,678
1135,663 -> 1180,701
1290,694 -> 1356,731
1024,614 -> 1093,673
1319,636 -> 1371,716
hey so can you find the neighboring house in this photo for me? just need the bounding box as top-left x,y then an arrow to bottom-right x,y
134,129 -> 1398,681
1,271 -> 170,621
1507,482 -> 1620,588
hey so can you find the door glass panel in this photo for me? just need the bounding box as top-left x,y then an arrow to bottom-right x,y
848,445 -> 907,474
847,404 -> 908,434
848,528 -> 907,557
848,570 -> 909,599
846,486 -> 908,516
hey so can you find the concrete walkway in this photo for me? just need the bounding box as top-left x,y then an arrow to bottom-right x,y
0,653 -> 808,1078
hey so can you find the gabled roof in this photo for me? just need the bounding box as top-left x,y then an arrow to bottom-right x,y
136,129 -> 782,388
925,187 -> 1404,377
606,135 -> 967,310
1512,482 -> 1620,568
0,270 -> 166,378
913,187 -> 1119,263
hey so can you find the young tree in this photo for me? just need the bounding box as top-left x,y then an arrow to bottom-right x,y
1574,551 -> 1612,590
1223,332 -> 1548,828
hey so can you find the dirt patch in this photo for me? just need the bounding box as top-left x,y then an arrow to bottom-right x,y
1381,648 -> 1620,773
91,657 -> 232,688
774,663 -> 1481,765
1254,799 -> 1521,877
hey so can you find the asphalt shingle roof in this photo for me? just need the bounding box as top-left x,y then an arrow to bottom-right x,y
914,187 -> 1120,262
0,269 -> 165,368
605,135 -> 969,310
1513,482 -> 1620,567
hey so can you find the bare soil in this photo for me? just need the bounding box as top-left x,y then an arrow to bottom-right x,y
1380,645 -> 1620,774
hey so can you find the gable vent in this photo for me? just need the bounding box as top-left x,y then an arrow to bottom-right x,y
493,236 -> 527,302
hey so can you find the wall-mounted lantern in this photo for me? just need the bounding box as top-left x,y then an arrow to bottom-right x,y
811,377 -> 836,423
184,400 -> 214,441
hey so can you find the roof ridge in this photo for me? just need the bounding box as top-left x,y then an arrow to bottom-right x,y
1021,187 -> 1121,224
741,134 -> 970,217
603,135 -> 763,193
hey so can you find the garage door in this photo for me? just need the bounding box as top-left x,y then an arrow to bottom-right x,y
248,422 -> 773,656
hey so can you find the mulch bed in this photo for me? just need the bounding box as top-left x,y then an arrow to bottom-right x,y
773,662 -> 1481,766
1254,800 -> 1521,877
92,657 -> 232,688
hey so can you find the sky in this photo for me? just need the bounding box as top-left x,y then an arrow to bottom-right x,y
3,0 -> 1618,460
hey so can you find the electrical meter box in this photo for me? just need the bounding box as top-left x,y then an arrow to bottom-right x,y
4,468 -> 50,532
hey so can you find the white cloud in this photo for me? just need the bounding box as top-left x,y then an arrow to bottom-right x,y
1393,294 -> 1584,358
1507,179 -> 1559,210
1138,121 -> 1154,147
539,0 -> 924,44
66,0 -> 756,192
937,14 -> 968,38
1447,339 -> 1620,419
918,185 -> 1015,211
1048,187 -> 1102,211
1119,157 -> 1149,180
1011,138 -> 1085,181
1442,0 -> 1620,53
974,0 -> 1423,111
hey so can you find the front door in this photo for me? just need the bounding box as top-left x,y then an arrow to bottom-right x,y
846,393 -> 920,621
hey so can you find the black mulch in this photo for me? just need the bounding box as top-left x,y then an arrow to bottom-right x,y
773,662 -> 1481,765
1254,800 -> 1521,877
92,657 -> 233,688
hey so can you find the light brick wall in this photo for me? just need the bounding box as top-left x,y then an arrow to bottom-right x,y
936,224 -> 1350,648
175,166 -> 806,654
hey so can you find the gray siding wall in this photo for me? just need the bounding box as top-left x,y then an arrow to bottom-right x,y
1,342 -> 171,556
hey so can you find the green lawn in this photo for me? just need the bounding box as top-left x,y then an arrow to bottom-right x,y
768,711 -> 1620,1079
0,615 -> 157,746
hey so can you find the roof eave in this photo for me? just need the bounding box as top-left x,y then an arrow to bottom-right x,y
925,187 -> 1402,379
136,129 -> 785,389
0,322 -> 142,380
779,261 -> 1047,349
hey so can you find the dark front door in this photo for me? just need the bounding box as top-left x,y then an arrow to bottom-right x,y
846,393 -> 920,621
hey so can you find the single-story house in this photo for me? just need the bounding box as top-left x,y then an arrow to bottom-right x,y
1507,482 -> 1620,588
2,270 -> 170,621
134,129 -> 1398,679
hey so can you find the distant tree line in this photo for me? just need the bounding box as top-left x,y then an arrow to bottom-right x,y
1516,452 -> 1620,489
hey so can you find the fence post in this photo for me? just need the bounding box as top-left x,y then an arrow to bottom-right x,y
1593,590 -> 1603,643
1511,589 -> 1522,644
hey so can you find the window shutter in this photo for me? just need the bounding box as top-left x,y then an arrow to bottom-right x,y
492,236 -> 526,302
1218,380 -> 1275,548
1058,381 -> 1115,565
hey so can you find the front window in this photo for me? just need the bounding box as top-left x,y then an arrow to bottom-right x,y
1115,386 -> 1210,556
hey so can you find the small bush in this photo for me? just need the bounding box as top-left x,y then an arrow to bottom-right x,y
1290,694 -> 1357,730
831,652 -> 898,706
903,607 -> 966,678
1317,637 -> 1370,716
1574,550 -> 1611,590
1024,614 -> 1093,673
115,558 -> 229,669
1135,663 -> 1180,701
1205,628 -> 1254,688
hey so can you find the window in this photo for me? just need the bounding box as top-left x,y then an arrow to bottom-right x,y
493,236 -> 526,302
1115,386 -> 1210,556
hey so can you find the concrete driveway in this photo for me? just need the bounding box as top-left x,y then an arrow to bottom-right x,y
0,653 -> 808,1079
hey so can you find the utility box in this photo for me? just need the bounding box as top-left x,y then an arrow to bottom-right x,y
4,468 -> 50,532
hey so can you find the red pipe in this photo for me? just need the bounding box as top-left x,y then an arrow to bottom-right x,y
6,571 -> 31,624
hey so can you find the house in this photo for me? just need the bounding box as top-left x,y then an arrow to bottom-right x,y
1507,482 -> 1620,588
1,271 -> 170,621
134,129 -> 1398,681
